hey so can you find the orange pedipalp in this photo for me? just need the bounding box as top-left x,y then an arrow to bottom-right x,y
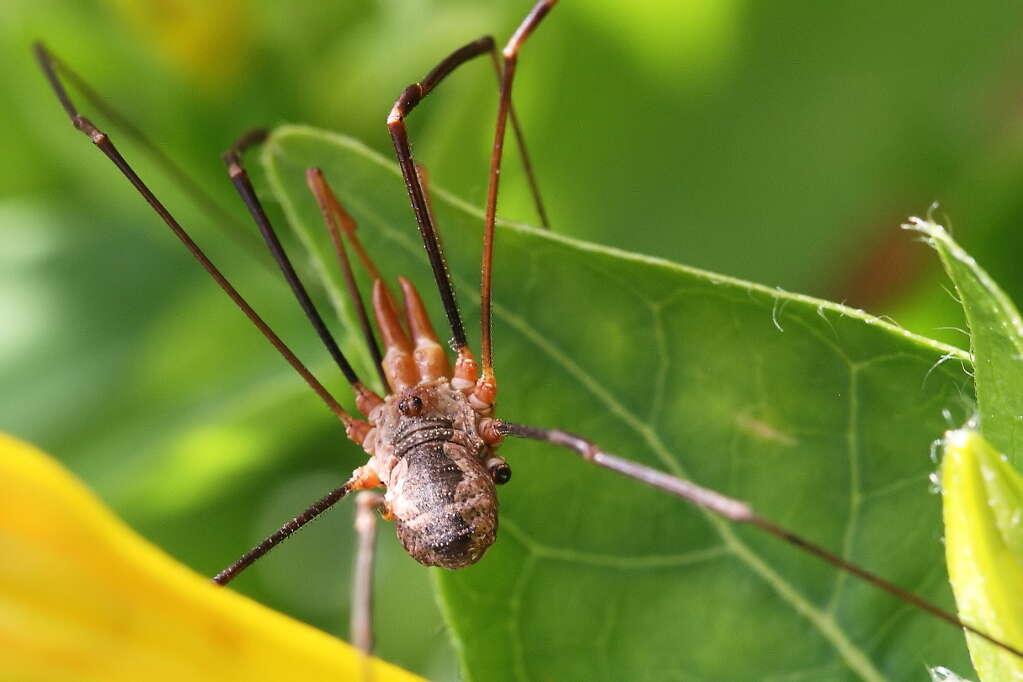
372,279 -> 418,392
399,277 -> 451,382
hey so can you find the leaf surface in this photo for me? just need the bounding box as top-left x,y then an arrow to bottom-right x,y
265,125 -> 976,681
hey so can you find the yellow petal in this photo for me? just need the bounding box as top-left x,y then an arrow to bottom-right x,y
942,429 -> 1023,682
0,432 -> 423,682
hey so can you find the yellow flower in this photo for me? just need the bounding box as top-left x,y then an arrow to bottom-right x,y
0,432 -> 422,682
942,429 -> 1023,682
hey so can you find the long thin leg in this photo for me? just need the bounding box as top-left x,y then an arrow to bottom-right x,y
476,0 -> 557,408
223,133 -> 382,415
307,173 -> 383,282
352,492 -> 384,664
307,170 -> 422,392
386,30 -> 549,356
307,169 -> 388,390
387,38 -> 494,355
493,420 -> 1023,662
213,478 -> 354,585
40,49 -> 253,251
481,60 -> 550,230
33,42 -> 369,442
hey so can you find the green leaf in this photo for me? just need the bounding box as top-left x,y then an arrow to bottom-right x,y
942,429 -> 1023,682
905,218 -> 1023,473
264,125 -> 976,681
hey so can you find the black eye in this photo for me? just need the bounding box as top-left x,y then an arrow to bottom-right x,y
399,395 -> 423,416
493,464 -> 512,485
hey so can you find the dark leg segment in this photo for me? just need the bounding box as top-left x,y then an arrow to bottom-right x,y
33,42 -> 367,438
387,40 -> 488,352
212,479 -> 356,586
386,29 -> 550,352
223,133 -> 381,413
493,420 -> 1023,662
38,48 -> 249,247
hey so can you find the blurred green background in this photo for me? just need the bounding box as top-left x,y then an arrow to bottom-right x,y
3,0 -> 1023,678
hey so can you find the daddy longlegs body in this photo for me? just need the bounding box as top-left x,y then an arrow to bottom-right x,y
33,0 -> 1023,674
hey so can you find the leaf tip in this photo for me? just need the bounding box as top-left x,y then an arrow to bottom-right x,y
901,214 -> 949,243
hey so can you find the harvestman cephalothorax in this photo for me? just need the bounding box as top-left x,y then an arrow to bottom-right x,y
32,0 -> 1023,668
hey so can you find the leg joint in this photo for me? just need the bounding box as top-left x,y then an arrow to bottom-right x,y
73,115 -> 106,144
388,84 -> 423,125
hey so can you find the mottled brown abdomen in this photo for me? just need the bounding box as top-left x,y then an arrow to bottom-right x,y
390,434 -> 498,569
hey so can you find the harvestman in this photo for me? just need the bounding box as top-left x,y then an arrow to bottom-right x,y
33,0 -> 1023,665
